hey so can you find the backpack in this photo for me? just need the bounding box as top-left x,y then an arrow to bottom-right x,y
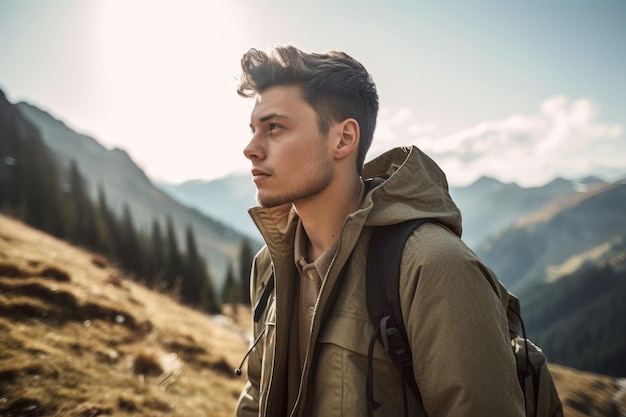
366,219 -> 564,417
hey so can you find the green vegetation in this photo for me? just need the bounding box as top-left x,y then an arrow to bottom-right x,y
518,236 -> 626,377
220,237 -> 255,308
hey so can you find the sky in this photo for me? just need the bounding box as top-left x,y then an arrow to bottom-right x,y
0,0 -> 625,187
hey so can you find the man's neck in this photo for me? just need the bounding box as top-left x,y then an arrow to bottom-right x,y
295,175 -> 363,261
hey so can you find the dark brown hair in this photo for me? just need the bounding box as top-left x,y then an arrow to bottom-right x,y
237,45 -> 379,173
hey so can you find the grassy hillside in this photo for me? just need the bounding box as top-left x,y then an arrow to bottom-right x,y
0,213 -> 248,416
550,363 -> 626,417
0,213 -> 624,416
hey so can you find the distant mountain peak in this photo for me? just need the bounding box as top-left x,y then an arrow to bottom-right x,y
469,176 -> 513,193
17,101 -> 67,127
111,147 -> 132,160
575,175 -> 607,189
472,176 -> 502,186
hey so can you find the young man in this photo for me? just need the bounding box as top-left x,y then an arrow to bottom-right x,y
235,45 -> 525,417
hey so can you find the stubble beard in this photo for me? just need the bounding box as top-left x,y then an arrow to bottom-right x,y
256,152 -> 334,209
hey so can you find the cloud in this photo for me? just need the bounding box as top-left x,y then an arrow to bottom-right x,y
372,107 -> 438,150
372,96 -> 624,187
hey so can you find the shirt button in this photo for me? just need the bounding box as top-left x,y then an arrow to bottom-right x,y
308,306 -> 315,316
307,271 -> 316,281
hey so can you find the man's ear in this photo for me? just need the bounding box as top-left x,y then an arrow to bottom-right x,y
333,118 -> 360,160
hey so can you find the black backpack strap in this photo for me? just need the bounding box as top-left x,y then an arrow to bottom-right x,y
253,271 -> 275,323
235,272 -> 274,376
366,219 -> 431,411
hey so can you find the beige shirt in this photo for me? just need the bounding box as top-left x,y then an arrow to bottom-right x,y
294,222 -> 339,369
293,182 -> 365,369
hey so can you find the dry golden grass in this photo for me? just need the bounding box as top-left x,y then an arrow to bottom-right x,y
550,363 -> 626,417
0,213 -> 624,416
0,214 -> 249,416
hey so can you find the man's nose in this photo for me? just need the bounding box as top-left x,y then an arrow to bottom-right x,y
243,134 -> 265,161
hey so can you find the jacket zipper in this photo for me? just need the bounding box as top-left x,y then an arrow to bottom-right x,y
262,264 -> 276,417
288,244 -> 340,417
262,344 -> 277,417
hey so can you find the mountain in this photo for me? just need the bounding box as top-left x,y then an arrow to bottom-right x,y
476,180 -> 626,292
448,176 -> 606,249
158,172 -> 605,250
9,94 -> 625,380
0,212 -> 624,417
471,180 -> 626,376
15,101 -> 262,290
157,176 -> 258,238
518,233 -> 626,377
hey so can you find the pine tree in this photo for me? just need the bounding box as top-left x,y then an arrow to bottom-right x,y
67,161 -> 98,248
0,100 -> 19,209
221,262 -> 240,308
98,185 -> 125,263
146,218 -> 166,287
239,238 -> 254,306
164,217 -> 184,292
181,226 -> 206,305
200,257 -> 220,314
182,226 -> 219,313
0,94 -> 64,235
16,118 -> 66,237
119,204 -> 143,277
93,185 -> 116,258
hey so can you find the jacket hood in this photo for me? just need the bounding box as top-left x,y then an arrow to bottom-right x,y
361,145 -> 463,237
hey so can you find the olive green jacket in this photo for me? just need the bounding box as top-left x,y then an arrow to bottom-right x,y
236,146 -> 525,417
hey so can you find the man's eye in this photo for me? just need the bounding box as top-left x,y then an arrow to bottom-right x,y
269,123 -> 281,131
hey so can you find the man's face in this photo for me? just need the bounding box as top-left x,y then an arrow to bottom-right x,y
244,84 -> 334,208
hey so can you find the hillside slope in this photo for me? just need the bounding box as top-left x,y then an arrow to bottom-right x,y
448,176 -> 602,249
519,235 -> 626,377
156,176 -> 258,239
477,180 -> 626,292
0,213 -> 249,416
15,100 -> 262,289
0,213 -> 624,416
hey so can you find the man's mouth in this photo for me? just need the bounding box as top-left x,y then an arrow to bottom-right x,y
251,168 -> 270,183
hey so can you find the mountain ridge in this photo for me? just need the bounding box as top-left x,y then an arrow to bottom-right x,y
476,180 -> 626,292
14,100 -> 262,290
158,170 -> 612,250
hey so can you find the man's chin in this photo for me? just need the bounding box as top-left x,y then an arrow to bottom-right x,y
256,193 -> 281,208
